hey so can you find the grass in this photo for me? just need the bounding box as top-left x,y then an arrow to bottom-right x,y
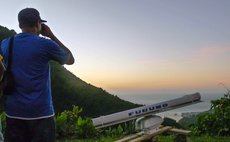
56,137 -> 117,142
57,136 -> 230,142
158,135 -> 230,142
190,136 -> 230,142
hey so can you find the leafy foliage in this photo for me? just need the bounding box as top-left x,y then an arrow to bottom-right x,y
0,106 -> 99,139
0,26 -> 16,43
178,113 -> 199,129
100,119 -> 136,138
0,112 -> 6,133
56,135 -> 230,142
157,135 -> 230,142
104,125 -> 124,138
192,91 -> 230,136
56,105 -> 99,139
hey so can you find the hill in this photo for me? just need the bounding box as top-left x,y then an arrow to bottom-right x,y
50,62 -> 139,117
0,25 -> 139,118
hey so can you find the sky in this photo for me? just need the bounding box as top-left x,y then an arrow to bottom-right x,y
1,0 -> 230,98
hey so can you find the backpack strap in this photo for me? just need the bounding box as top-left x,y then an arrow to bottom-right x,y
7,37 -> 14,71
0,43 -> 2,55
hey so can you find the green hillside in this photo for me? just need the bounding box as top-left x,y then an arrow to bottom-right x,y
50,62 -> 139,117
0,25 -> 139,118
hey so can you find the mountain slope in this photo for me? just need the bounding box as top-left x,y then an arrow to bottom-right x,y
0,25 -> 139,118
50,62 -> 139,117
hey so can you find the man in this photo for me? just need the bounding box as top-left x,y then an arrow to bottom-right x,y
0,8 -> 75,142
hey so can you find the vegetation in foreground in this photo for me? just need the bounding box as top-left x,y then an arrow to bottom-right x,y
55,90 -> 230,141
190,91 -> 230,136
56,135 -> 230,142
158,135 -> 230,142
57,137 -> 116,142
1,91 -> 230,142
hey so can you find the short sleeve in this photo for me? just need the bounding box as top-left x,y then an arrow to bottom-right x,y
45,40 -> 69,65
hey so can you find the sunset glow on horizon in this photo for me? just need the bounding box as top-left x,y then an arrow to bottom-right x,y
1,0 -> 230,95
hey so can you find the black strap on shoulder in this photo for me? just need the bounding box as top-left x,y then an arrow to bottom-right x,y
0,42 -> 2,55
7,37 -> 14,71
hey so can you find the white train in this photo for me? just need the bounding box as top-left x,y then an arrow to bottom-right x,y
92,93 -> 201,128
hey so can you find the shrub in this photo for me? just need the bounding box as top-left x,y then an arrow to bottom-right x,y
56,105 -> 99,139
192,91 -> 230,136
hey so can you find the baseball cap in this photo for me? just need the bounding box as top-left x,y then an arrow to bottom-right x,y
18,8 -> 47,28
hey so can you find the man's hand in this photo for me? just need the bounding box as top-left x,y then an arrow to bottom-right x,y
40,24 -> 75,65
40,24 -> 55,38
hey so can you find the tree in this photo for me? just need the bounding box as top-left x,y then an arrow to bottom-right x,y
0,26 -> 16,42
192,91 -> 230,136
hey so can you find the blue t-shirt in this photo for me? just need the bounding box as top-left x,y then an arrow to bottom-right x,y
1,33 -> 69,119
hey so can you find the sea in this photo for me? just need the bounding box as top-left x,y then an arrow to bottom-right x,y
115,92 -> 225,121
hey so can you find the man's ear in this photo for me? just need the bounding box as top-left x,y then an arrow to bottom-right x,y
35,21 -> 40,28
35,21 -> 42,34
